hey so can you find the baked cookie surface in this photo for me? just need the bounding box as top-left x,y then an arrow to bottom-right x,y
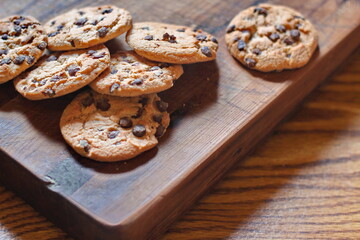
126,22 -> 218,64
60,90 -> 170,162
14,44 -> 110,100
0,15 -> 48,84
44,5 -> 132,51
90,50 -> 183,96
225,4 -> 318,72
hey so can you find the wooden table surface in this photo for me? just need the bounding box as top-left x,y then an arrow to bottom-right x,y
0,47 -> 359,239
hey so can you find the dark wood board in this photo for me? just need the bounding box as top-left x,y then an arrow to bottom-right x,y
0,0 -> 359,239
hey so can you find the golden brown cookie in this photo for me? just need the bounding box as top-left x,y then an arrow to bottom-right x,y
225,4 -> 318,72
90,50 -> 183,96
44,5 -> 132,51
60,90 -> 170,162
14,44 -> 110,100
0,15 -> 48,84
126,22 -> 218,64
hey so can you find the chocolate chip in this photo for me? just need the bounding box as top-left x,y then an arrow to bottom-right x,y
139,97 -> 148,106
102,8 -> 113,14
176,28 -> 186,32
0,58 -> 12,65
268,33 -> 280,42
144,35 -> 153,40
110,69 -> 118,74
131,79 -> 143,85
155,100 -> 168,112
79,140 -> 90,153
275,24 -> 286,33
252,48 -> 261,55
254,7 -> 268,16
92,52 -> 106,59
56,25 -> 64,31
211,37 -> 218,44
245,58 -> 256,68
20,24 -> 28,29
95,98 -> 110,111
50,75 -> 60,82
201,46 -> 212,57
13,55 -> 26,65
48,32 -> 59,37
14,26 -> 22,36
132,125 -> 146,137
226,24 -> 236,33
196,34 -> 207,41
295,23 -> 302,29
37,41 -> 47,50
38,79 -> 47,86
87,50 -> 96,55
46,55 -> 58,62
81,96 -> 94,107
74,17 -> 88,26
283,37 -> 294,45
43,89 -> 55,97
13,19 -> 21,25
78,11 -> 85,16
155,125 -> 165,138
98,27 -> 108,38
90,20 -> 98,26
67,66 -> 80,76
290,29 -> 301,41
50,20 -> 56,26
149,66 -> 161,71
141,26 -> 150,30
152,114 -> 163,124
132,108 -> 143,118
1,34 -> 9,40
286,53 -> 292,58
110,83 -> 120,93
162,33 -> 170,41
0,49 -> 8,56
169,35 -> 177,43
119,117 -> 132,128
237,40 -> 246,51
108,130 -> 119,139
26,56 -> 35,65
294,15 -> 305,20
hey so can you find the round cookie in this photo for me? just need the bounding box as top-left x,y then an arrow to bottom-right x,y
126,22 -> 218,64
225,4 -> 318,72
0,15 -> 48,84
44,5 -> 132,51
14,44 -> 110,100
90,50 -> 183,96
60,90 -> 170,162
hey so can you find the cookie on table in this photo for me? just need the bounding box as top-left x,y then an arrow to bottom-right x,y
225,4 -> 318,72
126,22 -> 218,64
14,44 -> 110,100
90,50 -> 183,96
44,5 -> 132,51
60,90 -> 170,162
0,15 -> 48,84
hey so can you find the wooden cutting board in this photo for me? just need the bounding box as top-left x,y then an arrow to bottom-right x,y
0,0 -> 359,239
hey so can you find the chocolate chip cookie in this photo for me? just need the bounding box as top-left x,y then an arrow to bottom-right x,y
126,22 -> 218,64
60,90 -> 170,162
90,50 -> 183,96
44,5 -> 132,51
0,15 -> 48,84
225,4 -> 318,72
14,44 -> 110,100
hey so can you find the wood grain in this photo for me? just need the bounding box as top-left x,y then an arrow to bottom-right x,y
0,44 -> 359,240
0,0 -> 359,239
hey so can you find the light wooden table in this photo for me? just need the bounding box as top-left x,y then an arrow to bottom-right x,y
1,50 -> 359,240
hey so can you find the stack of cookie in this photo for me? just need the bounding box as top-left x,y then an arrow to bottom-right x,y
0,5 -> 219,162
